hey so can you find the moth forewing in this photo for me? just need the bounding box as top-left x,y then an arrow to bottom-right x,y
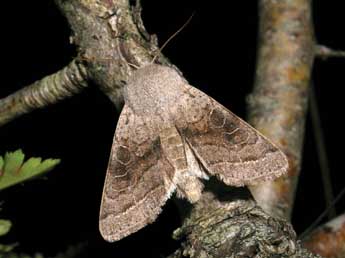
99,104 -> 176,242
99,64 -> 288,242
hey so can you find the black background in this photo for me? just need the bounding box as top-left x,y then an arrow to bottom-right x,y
0,1 -> 344,257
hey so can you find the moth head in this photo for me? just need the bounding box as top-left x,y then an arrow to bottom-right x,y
123,64 -> 186,115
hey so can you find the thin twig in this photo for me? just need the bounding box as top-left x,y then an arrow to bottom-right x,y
0,59 -> 88,127
300,187 -> 345,240
315,45 -> 345,59
302,213 -> 345,258
309,82 -> 336,219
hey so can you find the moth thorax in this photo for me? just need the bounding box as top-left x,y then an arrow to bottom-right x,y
124,64 -> 186,116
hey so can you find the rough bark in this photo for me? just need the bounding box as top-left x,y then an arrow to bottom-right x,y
247,0 -> 315,220
168,190 -> 321,258
55,0 -> 171,109
0,0 -> 170,126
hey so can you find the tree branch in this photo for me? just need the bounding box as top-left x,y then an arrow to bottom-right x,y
247,0 -> 315,220
55,0 -> 170,110
1,0 -> 168,128
0,59 -> 88,127
169,191 -> 321,258
302,214 -> 345,258
315,45 -> 345,59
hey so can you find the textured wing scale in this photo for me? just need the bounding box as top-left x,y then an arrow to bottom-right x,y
100,70 -> 288,242
175,84 -> 288,186
99,105 -> 176,242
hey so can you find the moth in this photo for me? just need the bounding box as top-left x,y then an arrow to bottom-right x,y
99,64 -> 288,242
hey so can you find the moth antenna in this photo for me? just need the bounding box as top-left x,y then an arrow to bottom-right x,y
151,12 -> 195,64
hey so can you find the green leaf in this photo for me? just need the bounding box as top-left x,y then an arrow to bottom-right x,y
4,150 -> 25,175
0,156 -> 4,172
19,158 -> 43,175
0,150 -> 60,191
0,252 -> 43,258
35,159 -> 61,174
0,220 -> 11,236
0,243 -> 18,253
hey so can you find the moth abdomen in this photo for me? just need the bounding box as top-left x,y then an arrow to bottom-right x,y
160,126 -> 188,172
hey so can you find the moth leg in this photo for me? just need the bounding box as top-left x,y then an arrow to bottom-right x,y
175,174 -> 204,203
160,126 -> 207,203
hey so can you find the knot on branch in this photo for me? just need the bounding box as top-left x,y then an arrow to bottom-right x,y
172,200 -> 317,258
